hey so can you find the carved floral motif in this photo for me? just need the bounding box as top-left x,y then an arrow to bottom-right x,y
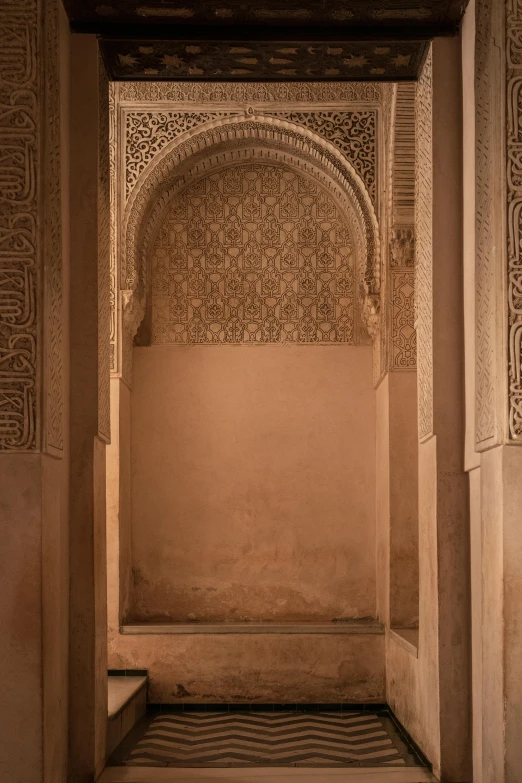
271,111 -> 376,202
118,81 -> 384,104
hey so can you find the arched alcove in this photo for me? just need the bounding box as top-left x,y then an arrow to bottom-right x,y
126,149 -> 377,625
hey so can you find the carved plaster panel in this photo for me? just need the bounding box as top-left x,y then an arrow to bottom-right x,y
42,0 -> 64,454
268,111 -> 376,203
109,82 -> 118,374
151,161 -> 362,345
415,49 -> 434,441
124,109 -> 377,206
507,0 -> 522,440
98,61 -> 111,443
391,270 -> 416,369
0,0 -> 39,450
125,111 -> 236,199
122,118 -> 380,319
118,81 -> 384,104
475,0 -> 502,447
112,81 -> 383,370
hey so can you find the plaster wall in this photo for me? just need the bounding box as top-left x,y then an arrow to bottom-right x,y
110,632 -> 385,703
129,344 -> 376,624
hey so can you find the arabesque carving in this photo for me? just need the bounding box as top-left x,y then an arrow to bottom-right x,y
270,112 -> 376,203
507,0 -> 522,440
0,0 -> 38,450
125,109 -> 377,207
475,0 -> 502,446
122,116 -> 380,342
125,111 -> 235,199
415,49 -> 434,441
42,0 -> 64,454
391,270 -> 416,369
151,162 -> 362,345
113,83 -> 383,368
118,82 -> 384,104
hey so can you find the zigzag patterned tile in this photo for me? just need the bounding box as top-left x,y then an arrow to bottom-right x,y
121,712 -> 421,767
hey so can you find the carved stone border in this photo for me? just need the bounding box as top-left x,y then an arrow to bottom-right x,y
0,0 -> 39,451
507,0 -> 522,441
117,82 -> 384,104
415,49 -> 434,443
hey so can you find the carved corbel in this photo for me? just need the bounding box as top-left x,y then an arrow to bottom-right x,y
361,287 -> 382,340
390,227 -> 415,267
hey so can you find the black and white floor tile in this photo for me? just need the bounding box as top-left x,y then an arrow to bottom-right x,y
115,710 -> 424,768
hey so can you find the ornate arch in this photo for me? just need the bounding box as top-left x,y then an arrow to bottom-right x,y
121,113 -> 381,338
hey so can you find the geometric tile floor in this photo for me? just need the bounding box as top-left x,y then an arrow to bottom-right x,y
112,710 -> 425,768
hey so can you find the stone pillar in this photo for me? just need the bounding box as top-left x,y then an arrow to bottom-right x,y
0,1 -> 70,781
417,39 -> 471,781
386,40 -> 471,781
471,2 -> 522,781
68,34 -> 110,782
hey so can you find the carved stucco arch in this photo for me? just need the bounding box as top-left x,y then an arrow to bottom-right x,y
122,114 -> 381,337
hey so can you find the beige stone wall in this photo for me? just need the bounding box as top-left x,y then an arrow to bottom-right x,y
130,344 -> 376,624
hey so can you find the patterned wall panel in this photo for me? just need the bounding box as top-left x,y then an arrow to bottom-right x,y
475,0 -> 502,447
0,0 -> 39,450
151,162 -> 361,345
389,82 -> 417,373
101,39 -> 429,82
390,267 -> 416,370
118,81 -> 384,103
415,49 -> 434,441
123,109 -> 377,205
98,61 -> 111,442
507,0 -> 522,441
42,0 -> 65,454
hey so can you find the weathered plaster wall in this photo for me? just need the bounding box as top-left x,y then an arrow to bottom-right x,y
129,344 -> 376,623
110,632 -> 385,703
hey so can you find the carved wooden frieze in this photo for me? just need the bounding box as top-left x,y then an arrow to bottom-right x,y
151,161 -> 362,345
64,0 -> 468,30
0,0 -> 39,450
101,39 -> 428,82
